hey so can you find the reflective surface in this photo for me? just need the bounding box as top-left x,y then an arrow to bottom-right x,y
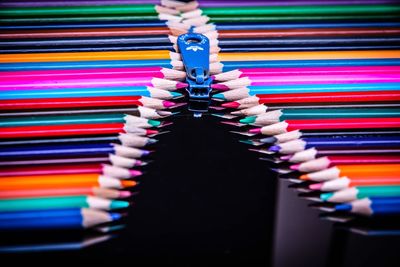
1,113 -> 399,265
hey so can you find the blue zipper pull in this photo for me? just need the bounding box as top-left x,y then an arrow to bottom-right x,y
177,27 -> 213,117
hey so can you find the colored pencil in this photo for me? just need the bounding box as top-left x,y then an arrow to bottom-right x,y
245,130 -> 400,145
0,114 -> 164,128
212,74 -> 400,91
0,210 -> 121,230
239,108 -> 400,126
0,173 -> 137,190
320,185 -> 400,203
0,163 -> 142,178
4,27 -> 400,40
0,154 -> 145,168
222,91 -> 400,109
300,164 -> 400,182
334,197 -> 400,216
0,196 -> 129,212
248,118 -> 400,136
267,136 -> 400,154
212,66 -> 400,82
0,50 -> 171,63
0,123 -> 161,139
0,134 -> 157,148
215,83 -> 400,101
311,176 -> 400,192
282,148 -> 400,163
0,143 -> 151,159
0,67 -> 186,81
0,96 -> 176,111
291,155 -> 400,173
0,187 -> 132,200
0,106 -> 173,119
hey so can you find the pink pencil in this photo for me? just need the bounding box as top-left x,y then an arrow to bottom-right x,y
0,67 -> 186,81
212,66 -> 400,81
0,77 -> 187,91
211,74 -> 400,90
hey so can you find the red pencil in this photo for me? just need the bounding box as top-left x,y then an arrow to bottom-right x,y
0,96 -> 176,111
222,91 -> 400,109
0,123 -> 159,139
0,163 -> 142,178
248,118 -> 400,135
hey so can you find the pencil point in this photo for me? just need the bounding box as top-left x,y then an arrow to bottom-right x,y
121,180 -> 137,187
280,155 -> 292,160
163,100 -> 176,108
239,140 -> 254,145
211,83 -> 229,91
212,93 -> 226,101
239,116 -> 256,124
130,170 -> 143,177
335,203 -> 352,211
110,200 -> 130,209
146,129 -> 159,136
222,101 -> 240,108
141,150 -> 151,156
299,174 -> 309,180
147,138 -> 158,145
148,119 -> 162,127
110,213 -> 123,221
171,91 -> 183,98
119,191 -> 132,198
176,82 -> 188,89
268,145 -> 281,152
309,183 -> 322,190
320,192 -> 334,202
290,164 -> 300,171
134,160 -> 143,166
248,128 -> 262,134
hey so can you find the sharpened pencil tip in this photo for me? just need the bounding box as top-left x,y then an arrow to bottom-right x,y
248,128 -> 262,134
309,183 -> 323,190
211,83 -> 229,90
119,191 -> 132,198
290,164 -> 300,171
148,119 -> 162,127
129,170 -> 143,177
146,129 -> 159,136
121,180 -> 137,187
335,203 -> 352,211
176,82 -> 188,89
110,200 -> 130,209
171,91 -> 183,98
212,93 -> 226,101
320,192 -> 334,202
268,145 -> 281,152
280,155 -> 292,160
163,100 -> 176,108
147,138 -> 158,144
110,213 -> 123,221
240,116 -> 256,124
299,174 -> 308,180
222,102 -> 240,108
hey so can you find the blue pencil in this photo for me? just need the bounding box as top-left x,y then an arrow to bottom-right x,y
269,136 -> 400,153
335,197 -> 400,216
0,143 -> 150,159
0,86 -> 179,100
2,58 -> 400,72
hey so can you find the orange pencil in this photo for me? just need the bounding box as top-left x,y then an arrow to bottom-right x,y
0,50 -> 171,63
218,50 -> 400,61
0,187 -> 132,200
300,164 -> 400,181
310,177 -> 400,191
0,173 -> 137,190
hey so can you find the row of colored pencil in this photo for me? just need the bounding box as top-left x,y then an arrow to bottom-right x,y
0,0 -> 193,252
183,0 -> 400,226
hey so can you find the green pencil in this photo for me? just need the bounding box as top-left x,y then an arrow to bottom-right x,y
0,196 -> 129,212
321,185 -> 400,203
